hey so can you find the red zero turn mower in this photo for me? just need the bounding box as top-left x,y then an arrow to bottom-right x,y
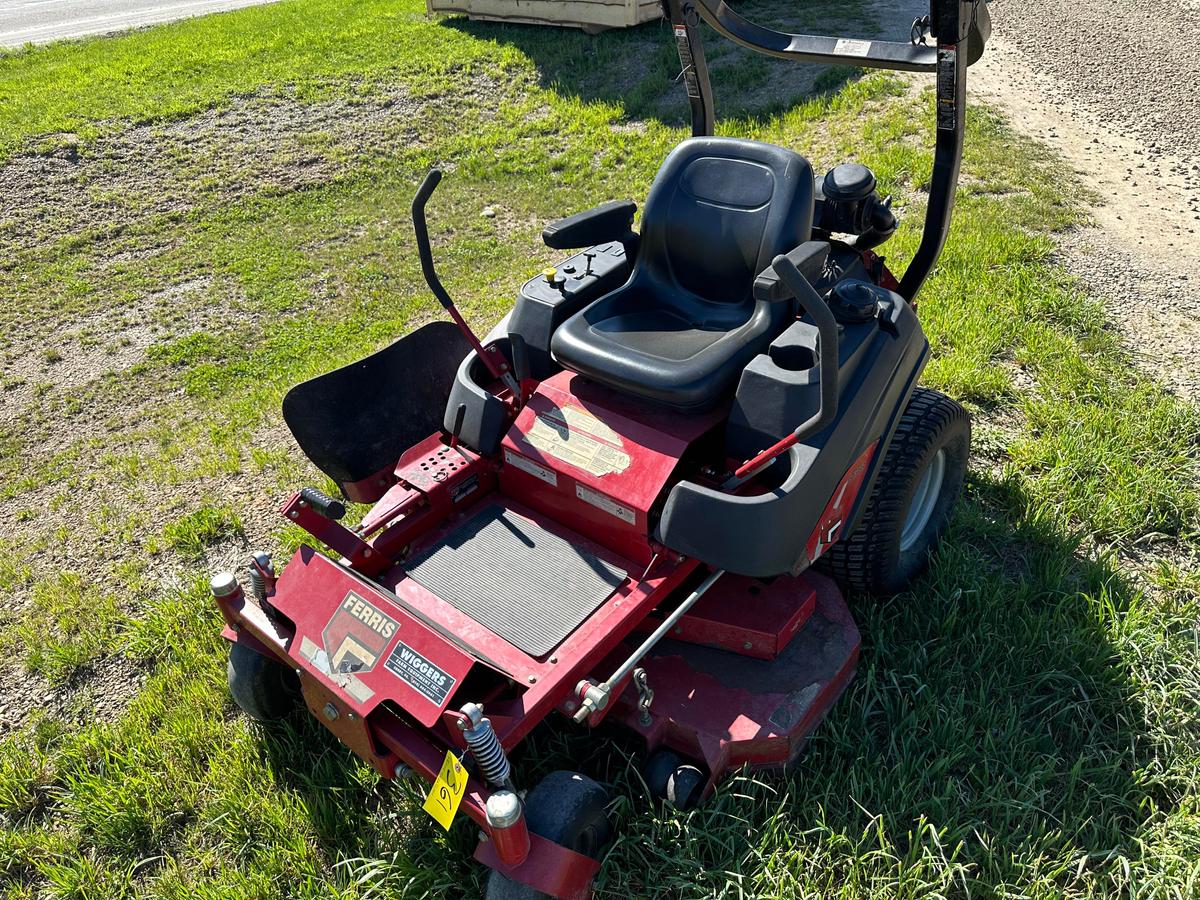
214,2 -> 990,896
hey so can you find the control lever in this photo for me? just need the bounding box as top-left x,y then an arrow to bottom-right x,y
412,170 -> 521,398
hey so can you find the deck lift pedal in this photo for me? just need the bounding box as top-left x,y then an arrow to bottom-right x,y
213,2 -> 989,896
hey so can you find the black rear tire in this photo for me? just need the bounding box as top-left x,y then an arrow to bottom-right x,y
820,387 -> 970,596
484,771 -> 612,900
227,641 -> 300,722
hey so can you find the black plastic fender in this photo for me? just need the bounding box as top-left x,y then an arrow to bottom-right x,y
282,321 -> 469,501
657,291 -> 928,577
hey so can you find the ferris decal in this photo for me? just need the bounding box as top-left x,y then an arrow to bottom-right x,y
321,591 -> 400,675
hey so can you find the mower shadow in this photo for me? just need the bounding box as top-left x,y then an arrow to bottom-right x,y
593,468 -> 1158,896
251,712 -> 481,891
442,0 -> 910,129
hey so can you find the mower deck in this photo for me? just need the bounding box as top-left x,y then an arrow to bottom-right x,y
612,571 -> 859,782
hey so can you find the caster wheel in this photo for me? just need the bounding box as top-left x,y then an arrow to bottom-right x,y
485,771 -> 611,900
642,750 -> 705,810
227,641 -> 300,722
820,387 -> 970,595
642,748 -> 682,800
665,765 -> 705,811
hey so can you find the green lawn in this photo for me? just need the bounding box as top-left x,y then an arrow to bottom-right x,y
1,1 -> 1198,898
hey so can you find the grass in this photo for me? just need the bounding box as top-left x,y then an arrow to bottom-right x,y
0,0 -> 1198,897
157,505 -> 244,559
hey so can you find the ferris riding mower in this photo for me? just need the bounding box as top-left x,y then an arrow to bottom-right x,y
212,1 -> 990,896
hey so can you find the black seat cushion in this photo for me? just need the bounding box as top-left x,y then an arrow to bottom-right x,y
552,137 -> 815,410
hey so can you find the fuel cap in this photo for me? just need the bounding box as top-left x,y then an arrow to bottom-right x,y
831,280 -> 884,323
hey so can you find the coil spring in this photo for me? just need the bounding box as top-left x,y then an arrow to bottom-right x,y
463,715 -> 511,787
248,566 -> 265,601
248,552 -> 273,602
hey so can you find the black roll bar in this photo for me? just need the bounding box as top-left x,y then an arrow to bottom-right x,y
662,0 -> 986,302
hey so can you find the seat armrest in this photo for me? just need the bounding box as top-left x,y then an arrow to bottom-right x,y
753,241 -> 830,302
542,200 -> 637,250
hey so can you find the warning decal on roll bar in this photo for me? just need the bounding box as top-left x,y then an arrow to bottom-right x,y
834,38 -> 872,57
673,25 -> 702,99
936,49 -> 957,131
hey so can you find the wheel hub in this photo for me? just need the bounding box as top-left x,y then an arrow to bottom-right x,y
900,448 -> 946,553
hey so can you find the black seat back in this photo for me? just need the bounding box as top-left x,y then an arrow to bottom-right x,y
637,137 -> 815,305
549,138 -> 818,410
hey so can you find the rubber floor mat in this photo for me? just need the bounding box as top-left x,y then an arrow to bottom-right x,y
404,505 -> 627,657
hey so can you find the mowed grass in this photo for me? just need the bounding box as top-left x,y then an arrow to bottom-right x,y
0,0 -> 1198,898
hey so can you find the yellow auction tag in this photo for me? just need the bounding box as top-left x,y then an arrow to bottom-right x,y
423,751 -> 468,831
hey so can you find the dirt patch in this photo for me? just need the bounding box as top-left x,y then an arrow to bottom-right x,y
0,421 -> 302,735
970,0 -> 1200,401
0,85 -> 421,261
0,655 -> 148,737
0,277 -> 256,478
0,83 -> 429,452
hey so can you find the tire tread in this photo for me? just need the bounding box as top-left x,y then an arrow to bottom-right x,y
820,387 -> 970,594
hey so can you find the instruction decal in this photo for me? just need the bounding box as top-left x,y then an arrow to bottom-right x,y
575,483 -> 637,525
524,406 -> 631,477
936,49 -> 957,132
673,25 -> 702,100
834,38 -> 872,57
385,641 -> 457,706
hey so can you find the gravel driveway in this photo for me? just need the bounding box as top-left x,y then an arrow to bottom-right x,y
972,0 -> 1200,399
993,0 -> 1200,171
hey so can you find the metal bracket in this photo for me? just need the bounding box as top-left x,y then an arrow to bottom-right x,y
633,668 -> 654,727
281,491 -> 387,576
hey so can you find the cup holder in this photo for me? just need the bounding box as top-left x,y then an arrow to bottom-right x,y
768,343 -> 816,372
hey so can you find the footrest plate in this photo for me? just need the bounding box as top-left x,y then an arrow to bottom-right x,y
405,504 -> 627,657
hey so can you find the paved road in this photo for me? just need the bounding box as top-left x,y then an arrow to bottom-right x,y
0,0 -> 280,48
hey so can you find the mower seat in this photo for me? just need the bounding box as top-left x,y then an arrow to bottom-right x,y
551,137 -> 815,410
